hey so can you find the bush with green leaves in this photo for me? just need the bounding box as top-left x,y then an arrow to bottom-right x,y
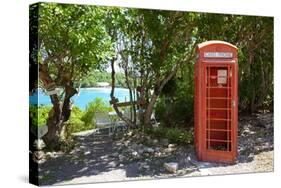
81,98 -> 112,128
29,105 -> 52,127
67,106 -> 87,133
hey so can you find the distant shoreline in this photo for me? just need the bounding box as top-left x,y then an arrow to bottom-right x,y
79,87 -> 129,90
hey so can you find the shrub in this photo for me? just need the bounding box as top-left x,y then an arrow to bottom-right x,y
29,105 -> 52,127
81,98 -> 112,128
67,106 -> 87,133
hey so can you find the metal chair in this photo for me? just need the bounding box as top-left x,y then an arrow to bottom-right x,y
93,112 -> 113,136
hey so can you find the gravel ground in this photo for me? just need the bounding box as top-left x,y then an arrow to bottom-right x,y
187,150 -> 273,177
38,112 -> 274,185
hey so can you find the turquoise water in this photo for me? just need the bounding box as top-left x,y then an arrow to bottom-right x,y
29,88 -> 130,110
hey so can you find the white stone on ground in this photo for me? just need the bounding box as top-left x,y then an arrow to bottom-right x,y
164,162 -> 178,173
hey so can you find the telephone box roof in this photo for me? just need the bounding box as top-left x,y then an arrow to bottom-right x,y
198,40 -> 237,50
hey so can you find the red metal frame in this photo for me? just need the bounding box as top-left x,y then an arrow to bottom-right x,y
194,41 -> 238,164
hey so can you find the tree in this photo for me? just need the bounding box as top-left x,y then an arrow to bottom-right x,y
136,10 -> 198,126
105,9 -> 199,128
235,16 -> 273,113
32,3 -> 113,150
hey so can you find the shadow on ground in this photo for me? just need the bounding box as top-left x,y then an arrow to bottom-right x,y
39,112 -> 273,185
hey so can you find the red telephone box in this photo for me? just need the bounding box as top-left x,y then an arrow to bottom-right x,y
194,40 -> 238,163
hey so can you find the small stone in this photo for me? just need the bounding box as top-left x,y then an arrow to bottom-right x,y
92,170 -> 100,174
164,147 -> 174,153
132,151 -> 138,157
34,151 -> 44,160
101,155 -> 109,159
144,147 -> 154,153
152,139 -> 158,145
155,147 -> 161,152
127,131 -> 133,137
34,139 -> 46,150
155,152 -> 162,157
108,161 -> 119,168
124,140 -> 130,146
131,143 -> 139,150
119,154 -> 125,161
168,144 -> 176,148
111,152 -> 119,157
143,165 -> 150,169
160,138 -> 169,146
139,162 -> 149,170
45,152 -> 55,159
249,153 -> 255,159
164,162 -> 178,173
138,149 -> 144,155
138,143 -> 144,147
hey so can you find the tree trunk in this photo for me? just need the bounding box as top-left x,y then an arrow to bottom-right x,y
43,112 -> 62,150
42,84 -> 77,151
250,90 -> 256,114
42,94 -> 63,150
143,65 -> 179,126
110,58 -> 134,128
144,93 -> 158,126
124,63 -> 137,126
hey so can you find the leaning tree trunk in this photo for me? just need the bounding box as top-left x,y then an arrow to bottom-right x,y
143,66 -> 179,126
144,93 -> 159,126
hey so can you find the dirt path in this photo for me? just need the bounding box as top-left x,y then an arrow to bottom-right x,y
38,112 -> 273,185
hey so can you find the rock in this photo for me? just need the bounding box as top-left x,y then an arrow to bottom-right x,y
143,153 -> 150,157
124,140 -> 130,146
160,138 -> 169,146
138,143 -> 144,148
101,155 -> 109,159
138,149 -> 144,155
144,147 -> 154,153
168,144 -> 176,148
108,161 -> 119,168
127,131 -> 133,137
45,152 -> 55,159
143,165 -> 150,170
249,153 -> 255,159
132,151 -> 139,157
131,143 -> 139,150
34,139 -> 46,150
111,152 -> 119,157
152,139 -> 158,145
119,154 -> 125,162
164,147 -> 175,153
139,162 -> 149,170
154,147 -> 161,152
92,170 -> 100,175
34,151 -> 44,160
164,162 -> 178,173
79,145 -> 86,150
155,152 -> 162,157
